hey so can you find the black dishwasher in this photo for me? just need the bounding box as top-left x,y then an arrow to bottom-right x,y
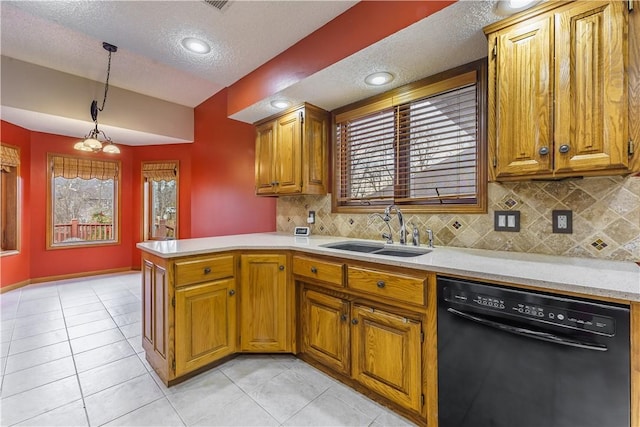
437,276 -> 630,427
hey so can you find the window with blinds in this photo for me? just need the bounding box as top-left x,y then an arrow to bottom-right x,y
1,144 -> 20,252
142,161 -> 178,241
334,61 -> 486,213
48,154 -> 120,247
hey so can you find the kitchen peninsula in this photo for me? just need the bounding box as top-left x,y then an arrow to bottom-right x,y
137,232 -> 640,427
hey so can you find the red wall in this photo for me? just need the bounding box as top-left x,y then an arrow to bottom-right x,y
1,1 -> 454,287
131,144 -> 193,268
1,121 -> 31,287
28,132 -> 135,280
1,91 -> 275,288
191,89 -> 276,237
227,1 -> 455,115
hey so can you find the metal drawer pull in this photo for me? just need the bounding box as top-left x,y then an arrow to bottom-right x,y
377,280 -> 386,289
228,289 -> 235,296
203,267 -> 212,274
340,314 -> 347,322
351,318 -> 359,325
310,267 -> 318,274
279,265 -> 285,271
559,144 -> 570,153
539,146 -> 549,155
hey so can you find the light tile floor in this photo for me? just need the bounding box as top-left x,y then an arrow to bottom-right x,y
0,272 -> 415,426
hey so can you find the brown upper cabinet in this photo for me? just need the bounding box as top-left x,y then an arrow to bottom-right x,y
485,1 -> 634,181
254,103 -> 329,195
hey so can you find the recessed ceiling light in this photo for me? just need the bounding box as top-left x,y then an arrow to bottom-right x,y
509,0 -> 535,8
181,37 -> 211,54
495,0 -> 539,15
365,72 -> 394,86
270,99 -> 291,109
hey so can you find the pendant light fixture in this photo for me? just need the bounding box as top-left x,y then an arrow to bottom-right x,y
74,42 -> 121,154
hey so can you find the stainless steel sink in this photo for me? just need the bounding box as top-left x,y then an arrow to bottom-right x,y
321,241 -> 431,257
322,241 -> 384,253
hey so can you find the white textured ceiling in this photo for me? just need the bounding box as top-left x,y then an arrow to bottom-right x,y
1,0 -> 357,107
232,0 -> 504,123
0,0 -> 508,144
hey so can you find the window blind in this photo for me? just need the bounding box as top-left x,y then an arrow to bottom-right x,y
0,145 -> 20,172
336,77 -> 479,208
142,162 -> 177,182
51,155 -> 119,180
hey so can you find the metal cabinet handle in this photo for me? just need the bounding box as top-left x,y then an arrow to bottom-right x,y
559,144 -> 570,154
351,318 -> 359,325
270,181 -> 277,186
310,267 -> 318,274
539,146 -> 549,155
377,281 -> 386,289
203,267 -> 212,274
229,289 -> 236,296
340,314 -> 347,322
279,265 -> 285,271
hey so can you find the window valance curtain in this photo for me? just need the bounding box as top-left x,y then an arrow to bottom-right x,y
51,155 -> 119,180
0,145 -> 20,172
142,162 -> 178,182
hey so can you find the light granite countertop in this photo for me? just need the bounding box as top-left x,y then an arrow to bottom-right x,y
137,232 -> 640,303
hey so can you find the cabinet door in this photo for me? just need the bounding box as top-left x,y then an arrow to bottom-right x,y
495,16 -> 554,177
255,122 -> 276,195
141,258 -> 170,382
301,289 -> 350,375
174,278 -> 236,376
240,254 -> 290,352
351,305 -> 422,413
275,111 -> 302,194
302,107 -> 328,194
554,1 -> 628,172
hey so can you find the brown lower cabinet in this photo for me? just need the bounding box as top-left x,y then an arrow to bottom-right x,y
300,287 -> 424,414
141,249 -> 637,427
301,288 -> 350,375
142,252 -> 236,384
174,277 -> 236,376
351,304 -> 423,413
239,253 -> 292,352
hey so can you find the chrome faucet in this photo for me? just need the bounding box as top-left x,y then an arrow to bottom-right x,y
368,213 -> 394,244
384,205 -> 406,245
426,228 -> 434,249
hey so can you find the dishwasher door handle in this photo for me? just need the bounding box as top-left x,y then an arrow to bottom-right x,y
446,308 -> 608,352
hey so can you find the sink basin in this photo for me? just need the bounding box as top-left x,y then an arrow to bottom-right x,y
372,247 -> 431,257
321,241 -> 431,258
322,241 -> 385,253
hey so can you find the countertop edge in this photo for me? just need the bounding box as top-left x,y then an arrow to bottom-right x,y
136,233 -> 640,303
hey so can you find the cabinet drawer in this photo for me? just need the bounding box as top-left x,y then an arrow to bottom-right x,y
175,255 -> 234,287
293,256 -> 344,288
347,266 -> 425,306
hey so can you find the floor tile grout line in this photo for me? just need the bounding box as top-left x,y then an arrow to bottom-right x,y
0,287 -> 23,393
56,282 -> 94,427
96,395 -> 179,427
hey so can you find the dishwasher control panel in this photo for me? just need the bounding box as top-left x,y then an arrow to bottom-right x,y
444,287 -> 616,336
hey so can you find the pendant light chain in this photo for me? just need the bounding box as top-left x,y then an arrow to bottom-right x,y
98,44 -> 116,113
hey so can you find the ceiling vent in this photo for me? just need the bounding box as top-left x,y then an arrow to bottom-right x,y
203,0 -> 231,11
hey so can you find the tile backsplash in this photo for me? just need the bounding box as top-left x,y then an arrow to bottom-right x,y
277,176 -> 640,262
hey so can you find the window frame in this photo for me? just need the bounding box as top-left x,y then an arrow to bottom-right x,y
46,153 -> 121,249
1,144 -> 20,255
142,161 -> 179,241
332,59 -> 487,214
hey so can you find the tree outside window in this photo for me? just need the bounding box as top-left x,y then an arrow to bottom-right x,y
48,154 -> 119,247
142,162 -> 178,241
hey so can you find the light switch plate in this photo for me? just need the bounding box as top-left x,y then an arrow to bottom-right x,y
552,210 -> 572,234
494,211 -> 520,232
